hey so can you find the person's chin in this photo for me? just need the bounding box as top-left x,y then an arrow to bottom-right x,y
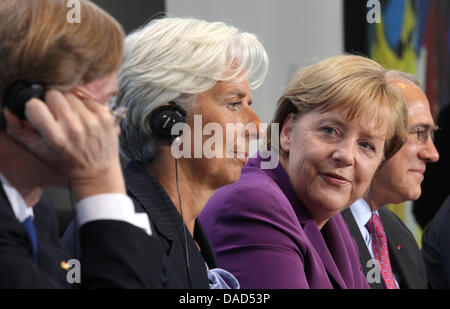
403,175 -> 423,200
407,186 -> 422,201
311,192 -> 349,214
324,200 -> 349,213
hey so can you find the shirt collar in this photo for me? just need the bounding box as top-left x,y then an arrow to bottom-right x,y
0,173 -> 34,222
349,197 -> 380,243
349,198 -> 373,227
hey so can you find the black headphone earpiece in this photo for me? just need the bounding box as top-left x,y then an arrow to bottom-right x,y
2,80 -> 46,120
151,101 -> 192,287
149,101 -> 187,141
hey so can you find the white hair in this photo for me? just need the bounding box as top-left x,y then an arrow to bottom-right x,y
118,17 -> 269,163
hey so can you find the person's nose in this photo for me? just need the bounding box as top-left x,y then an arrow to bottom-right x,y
243,106 -> 264,140
419,138 -> 439,163
331,137 -> 356,167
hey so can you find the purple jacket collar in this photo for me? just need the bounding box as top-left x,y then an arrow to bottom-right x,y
247,151 -> 360,288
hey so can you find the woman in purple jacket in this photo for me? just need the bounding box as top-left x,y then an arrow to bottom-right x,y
199,55 -> 409,288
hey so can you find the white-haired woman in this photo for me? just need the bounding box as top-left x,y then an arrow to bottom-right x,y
64,17 -> 268,289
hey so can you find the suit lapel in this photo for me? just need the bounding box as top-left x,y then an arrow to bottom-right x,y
0,180 -> 69,286
341,208 -> 385,289
341,208 -> 371,267
385,232 -> 407,288
301,219 -> 349,288
257,158 -> 348,288
124,161 -> 179,241
0,180 -> 15,219
379,209 -> 408,288
123,161 -> 211,288
194,221 -> 217,268
0,181 -> 7,200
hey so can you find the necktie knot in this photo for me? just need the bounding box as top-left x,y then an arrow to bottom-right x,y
365,213 -> 385,236
22,216 -> 38,264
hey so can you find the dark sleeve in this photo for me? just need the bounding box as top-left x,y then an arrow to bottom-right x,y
79,220 -> 164,288
422,196 -> 450,288
0,216 -> 61,288
437,205 -> 450,286
62,219 -> 81,260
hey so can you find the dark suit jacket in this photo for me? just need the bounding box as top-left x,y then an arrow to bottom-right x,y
123,160 -> 216,289
0,181 -> 164,288
422,194 -> 450,288
342,207 -> 428,289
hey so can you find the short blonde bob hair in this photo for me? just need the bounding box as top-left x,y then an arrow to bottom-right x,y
267,54 -> 408,162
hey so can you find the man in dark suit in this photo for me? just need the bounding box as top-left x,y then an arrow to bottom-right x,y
62,160 -> 217,289
0,0 -> 163,288
0,178 -> 163,288
342,70 -> 439,289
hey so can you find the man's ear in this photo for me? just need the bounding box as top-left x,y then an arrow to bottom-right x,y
279,113 -> 295,153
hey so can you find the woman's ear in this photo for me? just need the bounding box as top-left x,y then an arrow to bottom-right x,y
279,113 -> 295,153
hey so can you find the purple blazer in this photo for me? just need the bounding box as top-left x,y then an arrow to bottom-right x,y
199,152 -> 370,289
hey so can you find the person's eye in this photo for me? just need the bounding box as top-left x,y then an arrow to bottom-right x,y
228,102 -> 242,111
360,141 -> 375,152
418,129 -> 429,141
321,126 -> 338,136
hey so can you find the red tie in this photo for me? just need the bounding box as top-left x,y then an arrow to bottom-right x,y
366,214 -> 398,289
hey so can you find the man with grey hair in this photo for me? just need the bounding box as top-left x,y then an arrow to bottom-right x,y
342,70 -> 439,289
64,17 -> 268,289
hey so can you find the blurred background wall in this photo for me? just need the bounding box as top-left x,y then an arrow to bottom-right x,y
166,0 -> 343,123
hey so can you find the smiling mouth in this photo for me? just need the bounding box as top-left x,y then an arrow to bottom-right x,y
409,169 -> 425,174
321,173 -> 351,186
409,169 -> 425,178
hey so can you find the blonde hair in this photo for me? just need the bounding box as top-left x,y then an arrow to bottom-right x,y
267,54 -> 408,161
118,17 -> 269,163
0,0 -> 124,100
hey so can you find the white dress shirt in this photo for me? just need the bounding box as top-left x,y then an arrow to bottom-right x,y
0,172 -> 151,235
0,173 -> 33,222
349,198 -> 376,259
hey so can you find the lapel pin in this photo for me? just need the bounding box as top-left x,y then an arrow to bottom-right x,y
60,261 -> 70,271
397,244 -> 402,251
